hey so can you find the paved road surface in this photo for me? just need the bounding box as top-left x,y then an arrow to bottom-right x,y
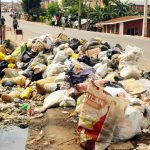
3,12 -> 150,70
0,126 -> 28,150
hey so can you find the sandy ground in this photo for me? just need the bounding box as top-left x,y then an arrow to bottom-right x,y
26,108 -> 82,150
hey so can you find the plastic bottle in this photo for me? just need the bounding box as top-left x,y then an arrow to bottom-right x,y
20,87 -> 33,99
21,103 -> 28,110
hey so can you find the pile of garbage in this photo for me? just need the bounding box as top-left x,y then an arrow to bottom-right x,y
0,33 -> 150,149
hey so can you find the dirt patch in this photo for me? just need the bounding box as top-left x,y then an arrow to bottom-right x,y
26,108 -> 82,150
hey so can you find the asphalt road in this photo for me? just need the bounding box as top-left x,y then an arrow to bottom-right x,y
3,12 -> 150,70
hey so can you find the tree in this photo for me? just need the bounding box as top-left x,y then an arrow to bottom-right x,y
89,5 -> 105,22
103,5 -> 117,20
62,0 -> 78,7
46,2 -> 60,17
21,0 -> 41,14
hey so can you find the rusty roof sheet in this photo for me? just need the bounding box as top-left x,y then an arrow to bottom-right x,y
95,16 -> 150,26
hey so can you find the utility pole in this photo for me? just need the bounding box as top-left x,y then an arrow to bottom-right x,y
12,0 -> 13,10
78,0 -> 81,30
142,0 -> 148,37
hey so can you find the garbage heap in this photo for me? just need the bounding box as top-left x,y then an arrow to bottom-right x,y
0,34 -> 150,149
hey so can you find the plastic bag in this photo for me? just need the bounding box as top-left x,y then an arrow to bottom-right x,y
2,68 -> 21,78
55,72 -> 66,82
138,79 -> 150,96
41,90 -> 67,112
52,48 -> 73,64
11,43 -> 27,61
2,80 -> 17,87
27,52 -> 47,74
0,52 -> 6,61
59,95 -> 76,107
5,55 -> 16,63
113,105 -> 143,141
52,51 -> 67,64
120,65 -> 141,79
69,38 -> 80,50
2,76 -> 26,87
43,64 -> 64,78
32,40 -> 45,53
96,63 -> 108,78
0,45 -> 7,54
36,77 -> 57,94
2,90 -> 21,102
22,49 -> 37,63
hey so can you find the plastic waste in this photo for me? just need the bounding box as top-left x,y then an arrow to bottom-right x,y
120,65 -> 141,79
0,45 -> 7,54
2,76 -> 26,87
81,40 -> 100,52
36,77 -> 57,94
2,91 -> 21,102
96,63 -> 108,78
20,87 -> 33,99
113,105 -> 143,141
77,81 -> 128,150
22,103 -> 29,110
8,63 -> 16,69
2,68 -> 21,78
5,55 -> 16,64
41,90 -> 67,112
43,64 -> 64,78
52,48 -> 74,64
0,52 -> 6,61
71,53 -> 79,59
143,72 -> 150,80
2,80 -> 17,87
68,38 -> 80,50
22,49 -> 37,63
59,95 -> 76,107
55,72 -> 66,82
138,79 -> 150,96
11,43 -> 27,61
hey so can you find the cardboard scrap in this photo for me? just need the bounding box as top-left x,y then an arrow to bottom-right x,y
119,79 -> 146,95
85,47 -> 101,58
108,141 -> 134,150
57,33 -> 70,41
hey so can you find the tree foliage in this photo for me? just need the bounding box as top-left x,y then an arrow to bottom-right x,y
62,0 -> 78,7
89,0 -> 139,23
21,0 -> 41,14
46,2 -> 60,17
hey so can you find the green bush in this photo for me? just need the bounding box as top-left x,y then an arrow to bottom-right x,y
39,16 -> 46,22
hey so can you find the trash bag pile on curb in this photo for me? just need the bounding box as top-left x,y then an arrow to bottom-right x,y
0,33 -> 150,149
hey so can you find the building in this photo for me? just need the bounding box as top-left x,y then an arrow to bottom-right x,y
95,16 -> 150,37
40,0 -> 62,8
87,0 -> 104,8
130,0 -> 150,14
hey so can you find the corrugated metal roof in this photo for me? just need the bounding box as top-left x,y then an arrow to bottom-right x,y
129,0 -> 150,5
95,16 -> 150,26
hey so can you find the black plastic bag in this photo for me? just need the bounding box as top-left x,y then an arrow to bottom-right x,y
69,38 -> 80,50
107,50 -> 121,59
104,81 -> 124,88
2,81 -> 17,87
143,72 -> 150,80
0,61 -> 8,78
66,66 -> 88,85
22,50 -> 37,63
